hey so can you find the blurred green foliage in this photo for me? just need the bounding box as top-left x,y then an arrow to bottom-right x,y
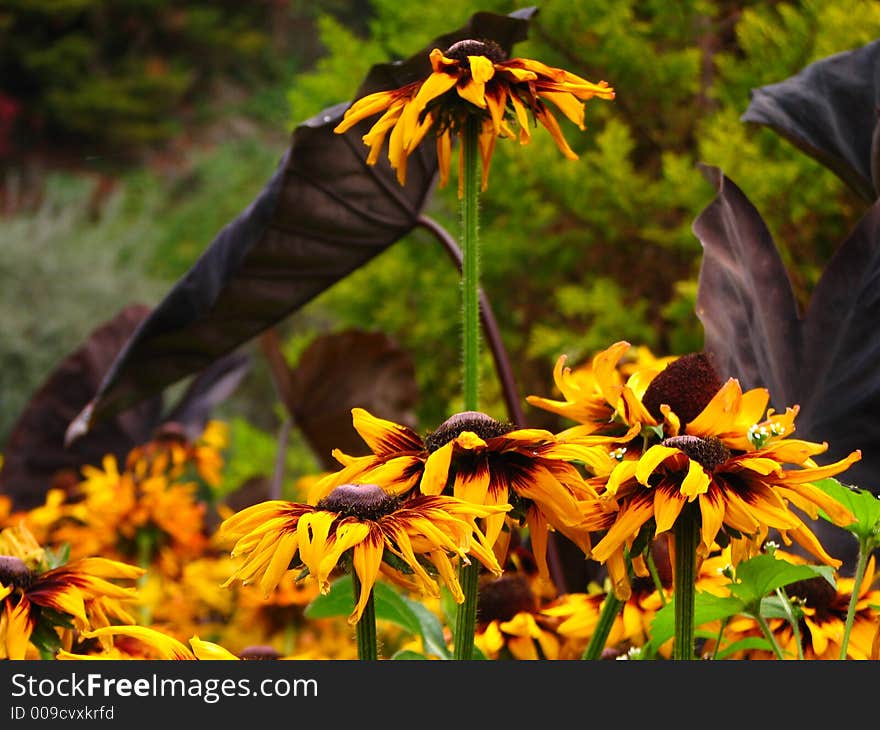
0,174 -> 163,440
288,0 -> 880,431
3,0 -> 880,491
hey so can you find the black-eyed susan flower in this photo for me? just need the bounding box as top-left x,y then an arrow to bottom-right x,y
333,38 -> 614,191
0,524 -> 143,659
577,349 -> 861,599
218,483 -> 508,625
309,408 -> 600,586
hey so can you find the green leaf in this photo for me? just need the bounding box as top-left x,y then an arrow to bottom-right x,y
29,621 -> 64,656
646,592 -> 745,650
399,593 -> 451,659
391,649 -> 429,660
813,477 -> 880,546
304,574 -> 451,658
304,575 -> 416,631
759,594 -> 804,621
714,636 -> 775,660
728,553 -> 835,607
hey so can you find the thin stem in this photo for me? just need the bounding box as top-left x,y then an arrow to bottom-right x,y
452,116 -> 482,661
454,560 -> 480,660
582,591 -> 623,659
775,587 -> 804,660
672,511 -> 698,660
353,572 -> 378,661
416,214 -> 525,426
755,613 -> 787,660
646,550 -> 668,607
840,541 -> 871,660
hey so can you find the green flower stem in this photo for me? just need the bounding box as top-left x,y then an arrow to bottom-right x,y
840,542 -> 871,660
755,614 -> 787,660
672,511 -> 698,660
582,591 -> 623,659
775,587 -> 804,660
454,560 -> 480,660
461,115 -> 481,412
353,572 -> 378,661
646,549 -> 668,607
452,115 -> 482,661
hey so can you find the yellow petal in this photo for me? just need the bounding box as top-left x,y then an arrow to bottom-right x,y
635,445 -> 680,485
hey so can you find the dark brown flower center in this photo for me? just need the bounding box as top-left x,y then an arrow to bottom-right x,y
316,483 -> 399,521
444,38 -> 507,64
477,574 -> 536,624
237,645 -> 282,660
661,435 -> 731,472
642,352 -> 722,427
0,555 -> 32,589
425,411 -> 515,453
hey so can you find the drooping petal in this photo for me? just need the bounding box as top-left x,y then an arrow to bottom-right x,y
653,484 -> 687,533
534,104 -> 579,160
349,529 -> 385,624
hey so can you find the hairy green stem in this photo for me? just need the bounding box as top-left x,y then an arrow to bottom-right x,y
452,116 -> 482,660
454,560 -> 480,660
353,572 -> 378,660
460,115 -> 481,412
673,512 -> 698,660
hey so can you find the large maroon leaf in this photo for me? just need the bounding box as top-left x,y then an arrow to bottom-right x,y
695,164 -> 880,486
0,304 -> 252,510
66,7 -> 538,443
694,165 -> 880,567
288,329 -> 419,469
741,38 -> 880,202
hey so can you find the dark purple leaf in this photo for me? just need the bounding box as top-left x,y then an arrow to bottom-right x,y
694,164 -> 880,566
0,304 -> 161,510
0,305 -> 253,511
741,38 -> 880,202
66,7 -> 538,444
289,329 -> 419,470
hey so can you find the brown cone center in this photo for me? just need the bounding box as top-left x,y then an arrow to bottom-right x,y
444,38 -> 507,64
316,484 -> 399,521
662,435 -> 731,472
642,352 -> 722,427
425,411 -> 515,452
0,555 -> 32,589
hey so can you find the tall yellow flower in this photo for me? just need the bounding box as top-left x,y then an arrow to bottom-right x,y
218,484 -> 508,624
334,39 -> 614,191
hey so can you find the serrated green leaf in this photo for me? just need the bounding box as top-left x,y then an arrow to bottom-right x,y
729,553 -> 835,606
813,477 -> 880,544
